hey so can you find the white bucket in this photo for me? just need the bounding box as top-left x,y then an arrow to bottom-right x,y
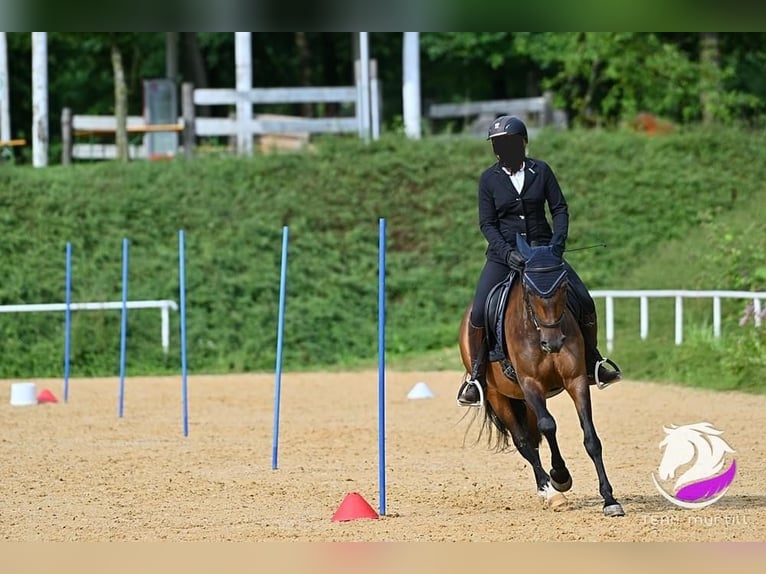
10,382 -> 38,406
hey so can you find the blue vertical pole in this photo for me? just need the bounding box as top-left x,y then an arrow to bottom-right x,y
63,242 -> 72,403
179,230 -> 189,436
118,238 -> 129,417
378,217 -> 387,516
272,226 -> 289,470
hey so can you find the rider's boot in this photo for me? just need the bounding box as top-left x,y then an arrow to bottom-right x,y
457,322 -> 488,407
581,312 -> 622,388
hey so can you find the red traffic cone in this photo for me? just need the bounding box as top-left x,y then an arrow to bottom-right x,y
331,492 -> 379,522
37,389 -> 58,404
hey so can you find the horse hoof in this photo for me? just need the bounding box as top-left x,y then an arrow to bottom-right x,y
603,503 -> 625,517
551,475 -> 572,493
550,494 -> 570,511
546,492 -> 569,510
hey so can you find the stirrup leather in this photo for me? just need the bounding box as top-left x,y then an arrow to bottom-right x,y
456,378 -> 485,407
594,358 -> 622,390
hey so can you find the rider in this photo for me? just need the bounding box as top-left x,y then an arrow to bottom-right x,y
457,115 -> 622,407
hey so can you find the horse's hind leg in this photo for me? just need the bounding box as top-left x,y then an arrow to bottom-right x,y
567,380 -> 625,517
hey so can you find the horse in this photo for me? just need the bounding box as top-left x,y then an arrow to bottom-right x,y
458,234 -> 624,516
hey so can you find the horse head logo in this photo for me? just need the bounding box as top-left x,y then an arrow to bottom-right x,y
652,422 -> 737,509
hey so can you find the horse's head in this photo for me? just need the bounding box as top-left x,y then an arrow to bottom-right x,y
517,234 -> 568,353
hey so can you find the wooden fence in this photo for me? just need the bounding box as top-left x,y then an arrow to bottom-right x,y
426,91 -> 567,137
62,70 -> 381,163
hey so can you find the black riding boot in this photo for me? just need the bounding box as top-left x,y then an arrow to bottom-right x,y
457,322 -> 488,407
580,312 -> 622,388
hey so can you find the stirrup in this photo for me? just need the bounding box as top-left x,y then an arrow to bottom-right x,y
594,358 -> 622,390
456,378 -> 485,408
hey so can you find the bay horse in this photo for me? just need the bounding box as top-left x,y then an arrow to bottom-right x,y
458,235 -> 624,517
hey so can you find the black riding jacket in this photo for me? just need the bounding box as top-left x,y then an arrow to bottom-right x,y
478,157 -> 569,265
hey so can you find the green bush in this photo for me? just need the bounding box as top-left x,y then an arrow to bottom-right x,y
0,128 -> 764,393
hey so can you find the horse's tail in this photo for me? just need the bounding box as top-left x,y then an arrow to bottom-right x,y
481,400 -> 516,453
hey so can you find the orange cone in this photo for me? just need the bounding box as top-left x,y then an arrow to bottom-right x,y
331,492 -> 379,522
37,389 -> 58,404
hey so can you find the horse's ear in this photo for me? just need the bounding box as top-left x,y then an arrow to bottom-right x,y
516,233 -> 532,259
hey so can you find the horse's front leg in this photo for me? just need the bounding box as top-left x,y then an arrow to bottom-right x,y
519,378 -> 570,509
567,378 -> 625,517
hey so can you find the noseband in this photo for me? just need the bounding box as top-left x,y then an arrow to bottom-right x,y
522,262 -> 567,330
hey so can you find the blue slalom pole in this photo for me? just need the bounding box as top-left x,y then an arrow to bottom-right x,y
63,242 -> 72,403
118,238 -> 129,417
378,217 -> 387,516
179,230 -> 189,436
272,226 -> 289,470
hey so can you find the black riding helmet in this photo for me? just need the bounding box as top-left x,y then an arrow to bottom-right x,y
487,115 -> 528,141
488,116 -> 528,171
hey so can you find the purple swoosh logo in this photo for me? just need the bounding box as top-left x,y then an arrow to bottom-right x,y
675,459 -> 737,502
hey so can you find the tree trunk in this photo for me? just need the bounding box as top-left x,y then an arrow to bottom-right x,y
295,32 -> 313,117
111,41 -> 129,162
183,33 -> 210,117
699,32 -> 720,126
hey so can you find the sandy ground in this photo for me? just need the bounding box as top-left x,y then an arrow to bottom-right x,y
1,372 -> 764,542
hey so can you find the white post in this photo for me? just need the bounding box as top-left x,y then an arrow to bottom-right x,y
639,296 -> 649,340
0,32 -> 10,142
713,296 -> 721,338
675,296 -> 683,345
754,298 -> 763,328
32,32 -> 48,167
402,32 -> 422,140
605,296 -> 614,353
235,32 -> 253,156
161,305 -> 170,355
370,59 -> 380,140
358,32 -> 371,142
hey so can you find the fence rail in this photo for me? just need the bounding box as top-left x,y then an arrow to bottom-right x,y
591,290 -> 766,352
61,75 -> 381,162
0,299 -> 179,354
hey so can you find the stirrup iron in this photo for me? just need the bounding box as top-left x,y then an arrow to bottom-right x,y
594,358 -> 622,390
456,377 -> 485,408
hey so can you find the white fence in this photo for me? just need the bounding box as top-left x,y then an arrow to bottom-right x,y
62,78 -> 382,161
591,290 -> 766,352
426,91 -> 567,137
0,300 -> 178,354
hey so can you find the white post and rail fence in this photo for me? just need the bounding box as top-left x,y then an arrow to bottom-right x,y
61,68 -> 382,162
591,289 -> 766,352
0,300 -> 178,355
0,291 -> 763,358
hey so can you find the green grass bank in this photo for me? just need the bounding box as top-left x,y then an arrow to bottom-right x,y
0,127 -> 764,392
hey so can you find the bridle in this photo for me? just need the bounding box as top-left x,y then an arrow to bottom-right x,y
522,262 -> 568,331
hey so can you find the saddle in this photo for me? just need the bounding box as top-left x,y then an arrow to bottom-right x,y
484,271 -> 519,382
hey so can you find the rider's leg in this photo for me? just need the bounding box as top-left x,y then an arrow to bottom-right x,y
564,263 -> 622,386
457,260 -> 509,407
457,320 -> 488,406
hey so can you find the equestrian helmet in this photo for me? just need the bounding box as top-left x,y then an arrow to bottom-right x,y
487,115 -> 528,140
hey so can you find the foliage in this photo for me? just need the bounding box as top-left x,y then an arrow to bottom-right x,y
0,128 -> 764,394
8,32 -> 766,165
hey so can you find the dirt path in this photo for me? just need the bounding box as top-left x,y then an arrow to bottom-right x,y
1,372 -> 764,541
